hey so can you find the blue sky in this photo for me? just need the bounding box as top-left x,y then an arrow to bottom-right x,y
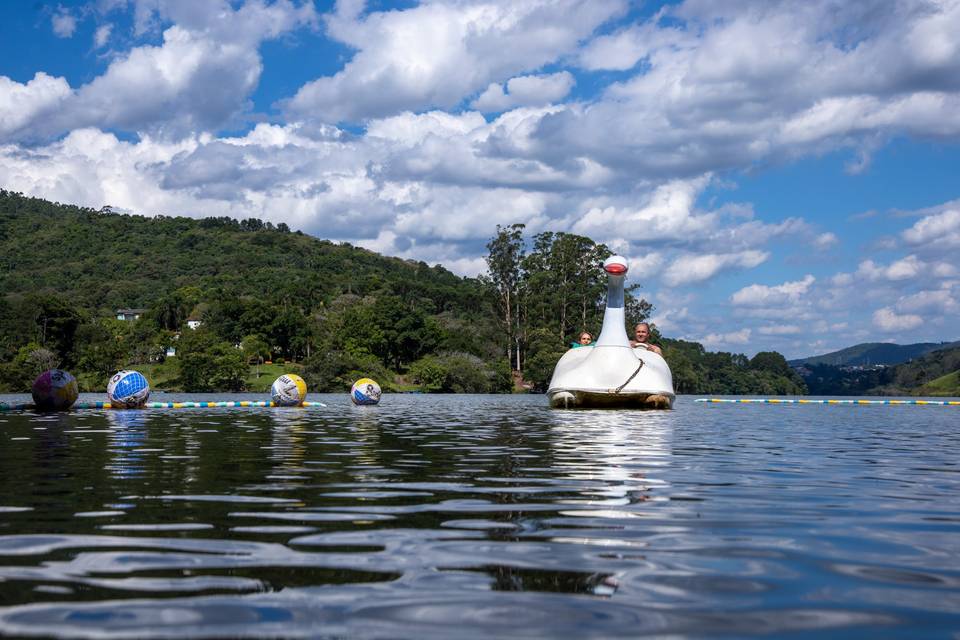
2,0 -> 959,358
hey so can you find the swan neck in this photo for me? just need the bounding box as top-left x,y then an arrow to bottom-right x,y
595,274 -> 631,347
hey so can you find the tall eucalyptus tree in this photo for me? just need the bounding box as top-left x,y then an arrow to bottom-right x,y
484,224 -> 525,371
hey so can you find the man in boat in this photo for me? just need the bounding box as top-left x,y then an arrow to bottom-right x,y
630,322 -> 662,355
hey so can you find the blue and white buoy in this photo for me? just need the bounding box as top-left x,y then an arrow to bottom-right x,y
107,370 -> 150,408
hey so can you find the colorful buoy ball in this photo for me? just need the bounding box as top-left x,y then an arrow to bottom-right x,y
271,373 -> 307,406
107,370 -> 150,409
351,378 -> 382,405
32,369 -> 79,411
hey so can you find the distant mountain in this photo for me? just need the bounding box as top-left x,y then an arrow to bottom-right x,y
795,343 -> 960,396
789,341 -> 960,367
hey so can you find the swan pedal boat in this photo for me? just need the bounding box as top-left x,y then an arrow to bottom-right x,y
547,255 -> 675,409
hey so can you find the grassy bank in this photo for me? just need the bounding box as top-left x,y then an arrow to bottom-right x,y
917,370 -> 960,396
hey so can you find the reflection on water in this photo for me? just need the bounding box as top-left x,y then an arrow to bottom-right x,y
106,410 -> 148,479
0,393 -> 959,638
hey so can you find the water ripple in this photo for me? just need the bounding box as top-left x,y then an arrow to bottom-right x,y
0,393 -> 957,637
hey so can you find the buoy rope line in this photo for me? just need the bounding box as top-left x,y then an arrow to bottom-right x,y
0,400 -> 328,412
696,398 -> 960,406
612,359 -> 645,395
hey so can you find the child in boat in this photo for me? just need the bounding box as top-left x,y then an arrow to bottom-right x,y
571,331 -> 595,348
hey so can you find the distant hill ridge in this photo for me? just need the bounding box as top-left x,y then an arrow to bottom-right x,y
789,341 -> 960,367
0,189 -> 477,314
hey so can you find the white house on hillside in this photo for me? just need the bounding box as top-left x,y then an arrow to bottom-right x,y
116,308 -> 146,321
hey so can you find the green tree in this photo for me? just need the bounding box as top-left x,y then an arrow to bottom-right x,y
241,334 -> 271,378
484,223 -> 525,371
269,308 -> 310,361
750,351 -> 794,377
125,318 -> 167,364
408,355 -> 448,392
409,352 -> 508,393
534,232 -> 609,341
73,320 -> 126,377
625,288 -> 654,328
521,328 -> 568,392
521,231 -> 615,348
28,295 -> 83,366
0,343 -> 58,391
303,347 -> 393,392
150,293 -> 192,332
373,295 -> 434,370
177,328 -> 247,392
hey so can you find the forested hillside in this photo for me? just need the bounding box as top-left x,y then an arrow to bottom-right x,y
789,341 -> 959,367
0,190 -> 806,395
0,190 -> 507,392
0,191 -> 480,315
797,344 -> 960,396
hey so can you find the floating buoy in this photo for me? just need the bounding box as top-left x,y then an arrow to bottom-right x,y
695,398 -> 960,406
32,369 -> 79,411
271,373 -> 307,406
351,378 -> 381,405
0,399 -> 330,412
107,370 -> 150,408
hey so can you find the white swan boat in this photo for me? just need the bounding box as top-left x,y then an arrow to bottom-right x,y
547,255 -> 675,409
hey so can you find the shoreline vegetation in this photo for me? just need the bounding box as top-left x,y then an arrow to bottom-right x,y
0,191 -> 955,397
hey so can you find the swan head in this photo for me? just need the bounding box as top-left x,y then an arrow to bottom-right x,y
603,255 -> 628,276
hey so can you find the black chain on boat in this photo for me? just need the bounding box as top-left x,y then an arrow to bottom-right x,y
613,358 -> 644,394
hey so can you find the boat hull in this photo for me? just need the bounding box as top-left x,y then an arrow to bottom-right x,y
547,389 -> 673,409
547,345 -> 675,409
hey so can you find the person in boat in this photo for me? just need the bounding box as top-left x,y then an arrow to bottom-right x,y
630,322 -> 663,355
571,331 -> 594,348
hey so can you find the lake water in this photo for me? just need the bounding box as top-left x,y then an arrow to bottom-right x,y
0,393 -> 959,638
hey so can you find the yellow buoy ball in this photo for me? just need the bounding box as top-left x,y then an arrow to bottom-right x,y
271,373 -> 307,406
351,378 -> 382,405
32,369 -> 79,411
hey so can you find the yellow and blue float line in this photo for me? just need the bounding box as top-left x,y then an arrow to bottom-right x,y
0,400 -> 328,411
696,398 -> 960,406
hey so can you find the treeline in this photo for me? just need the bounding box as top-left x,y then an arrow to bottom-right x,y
665,340 -> 806,395
0,190 -> 806,395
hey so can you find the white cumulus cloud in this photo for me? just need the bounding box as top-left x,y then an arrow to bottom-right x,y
699,328 -> 752,349
572,177 -> 716,245
472,71 -> 575,112
731,275 -> 816,306
2,1 -> 316,143
903,207 -> 960,250
94,24 -> 113,49
757,325 -> 802,335
856,255 -> 924,281
872,307 -> 923,332
0,73 -> 72,140
892,287 -> 959,316
52,9 -> 77,38
663,250 -> 768,286
286,0 -> 622,122
813,232 -> 838,249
